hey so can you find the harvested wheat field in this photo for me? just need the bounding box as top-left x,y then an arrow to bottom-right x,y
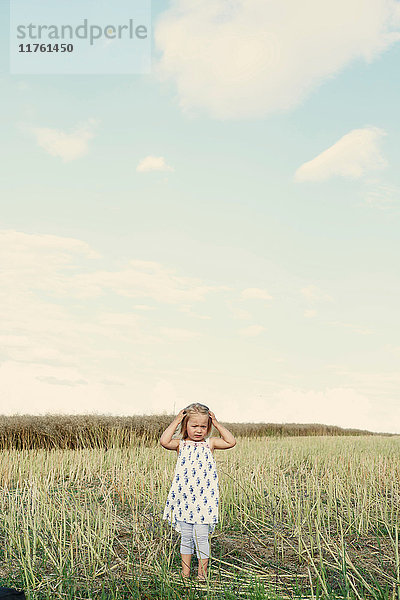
0,416 -> 399,599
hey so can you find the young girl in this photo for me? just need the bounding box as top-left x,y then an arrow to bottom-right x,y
160,403 -> 236,581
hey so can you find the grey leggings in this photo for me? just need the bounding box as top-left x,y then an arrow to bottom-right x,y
178,521 -> 210,559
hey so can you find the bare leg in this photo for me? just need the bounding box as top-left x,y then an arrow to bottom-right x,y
181,553 -> 192,578
198,557 -> 208,579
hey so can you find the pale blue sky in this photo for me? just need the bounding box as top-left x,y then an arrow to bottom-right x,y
1,0 -> 400,433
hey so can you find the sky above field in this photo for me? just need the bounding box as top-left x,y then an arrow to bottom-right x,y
1,0 -> 400,434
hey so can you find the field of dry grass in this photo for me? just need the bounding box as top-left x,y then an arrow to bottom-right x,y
0,416 -> 398,599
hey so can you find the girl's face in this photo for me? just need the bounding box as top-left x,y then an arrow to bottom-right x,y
186,414 -> 209,441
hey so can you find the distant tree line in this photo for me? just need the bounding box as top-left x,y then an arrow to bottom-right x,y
0,413 -> 393,451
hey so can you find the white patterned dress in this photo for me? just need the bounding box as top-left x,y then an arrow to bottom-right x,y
162,437 -> 219,534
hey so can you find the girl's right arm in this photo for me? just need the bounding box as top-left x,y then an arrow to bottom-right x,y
160,409 -> 186,450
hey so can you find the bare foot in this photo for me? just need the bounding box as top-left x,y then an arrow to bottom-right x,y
181,571 -> 190,580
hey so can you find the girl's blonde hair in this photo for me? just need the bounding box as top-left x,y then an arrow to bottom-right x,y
180,403 -> 212,440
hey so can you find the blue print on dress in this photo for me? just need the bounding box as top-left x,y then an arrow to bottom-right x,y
163,435 -> 219,532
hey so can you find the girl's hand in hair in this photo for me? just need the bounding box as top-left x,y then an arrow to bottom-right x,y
208,410 -> 218,425
176,408 -> 187,423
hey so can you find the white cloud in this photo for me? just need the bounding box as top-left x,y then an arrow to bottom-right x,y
0,229 -> 100,299
0,231 -> 219,306
295,126 -> 387,182
155,1 -> 400,119
225,299 -> 252,320
231,307 -> 252,320
26,119 -> 98,162
300,284 -> 333,304
70,260 -> 219,303
0,228 -> 219,377
160,327 -> 202,341
179,305 -> 212,319
36,375 -> 88,387
133,305 -> 156,311
327,321 -> 373,335
238,324 -> 265,337
136,156 -> 174,172
241,287 -> 272,300
0,228 -> 99,262
0,228 -> 228,414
